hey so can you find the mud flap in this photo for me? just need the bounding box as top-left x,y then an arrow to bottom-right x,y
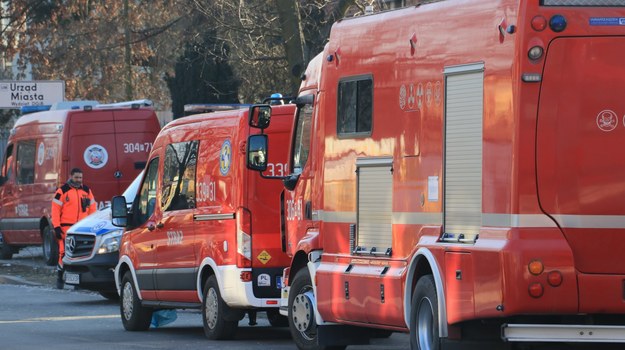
317,324 -> 370,346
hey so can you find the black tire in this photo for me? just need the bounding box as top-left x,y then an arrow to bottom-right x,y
120,271 -> 152,331
410,275 -> 440,350
0,243 -> 13,260
201,275 -> 238,340
42,226 -> 58,266
288,268 -> 346,350
267,309 -> 288,327
99,290 -> 119,301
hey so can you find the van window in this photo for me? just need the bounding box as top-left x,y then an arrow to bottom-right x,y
16,140 -> 36,185
2,144 -> 13,180
136,157 -> 159,226
161,140 -> 198,211
337,77 -> 373,135
293,103 -> 313,174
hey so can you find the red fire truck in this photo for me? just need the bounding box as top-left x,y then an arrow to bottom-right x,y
111,104 -> 294,339
0,101 -> 160,265
249,1 -> 625,349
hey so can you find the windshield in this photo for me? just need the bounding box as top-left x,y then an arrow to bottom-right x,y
122,170 -> 144,204
292,103 -> 313,174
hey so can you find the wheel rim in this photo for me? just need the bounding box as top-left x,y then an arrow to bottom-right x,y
292,289 -> 315,341
122,281 -> 134,321
205,287 -> 219,329
417,296 -> 435,350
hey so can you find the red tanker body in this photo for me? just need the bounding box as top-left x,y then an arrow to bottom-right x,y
253,1 -> 625,349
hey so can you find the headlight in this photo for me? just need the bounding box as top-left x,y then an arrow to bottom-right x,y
97,230 -> 123,254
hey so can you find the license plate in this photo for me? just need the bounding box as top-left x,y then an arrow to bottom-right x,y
64,272 -> 80,285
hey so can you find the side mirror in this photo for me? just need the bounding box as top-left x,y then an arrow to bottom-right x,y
249,104 -> 271,129
247,134 -> 268,171
111,195 -> 128,227
283,173 -> 300,191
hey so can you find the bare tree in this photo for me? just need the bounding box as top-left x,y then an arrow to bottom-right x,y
190,0 -> 385,102
2,0 -> 196,109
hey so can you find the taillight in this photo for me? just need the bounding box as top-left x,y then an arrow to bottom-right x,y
236,207 -> 252,268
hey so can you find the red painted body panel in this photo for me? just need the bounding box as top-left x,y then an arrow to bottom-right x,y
0,107 -> 160,247
281,0 -> 625,340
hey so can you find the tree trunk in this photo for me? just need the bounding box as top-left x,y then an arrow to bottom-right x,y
274,0 -> 305,96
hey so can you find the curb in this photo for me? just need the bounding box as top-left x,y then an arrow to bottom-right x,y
0,274 -> 42,286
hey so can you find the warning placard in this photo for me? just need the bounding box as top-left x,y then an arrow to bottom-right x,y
0,80 -> 65,108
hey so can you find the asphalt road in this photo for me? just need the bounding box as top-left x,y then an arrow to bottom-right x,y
0,248 -> 410,350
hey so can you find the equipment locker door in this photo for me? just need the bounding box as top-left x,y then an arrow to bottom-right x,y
443,63 -> 484,242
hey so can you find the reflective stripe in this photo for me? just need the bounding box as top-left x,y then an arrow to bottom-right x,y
319,211 -> 625,229
482,214 -> 556,228
53,198 -> 64,206
392,212 -> 442,225
551,214 -> 625,229
318,211 -> 356,223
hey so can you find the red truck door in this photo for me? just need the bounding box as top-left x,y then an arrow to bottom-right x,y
67,109 -> 159,209
67,110 -> 121,208
112,109 -> 159,191
537,37 -> 625,275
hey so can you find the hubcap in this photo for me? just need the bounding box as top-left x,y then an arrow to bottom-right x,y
122,281 -> 134,321
292,290 -> 315,340
417,297 -> 435,350
205,287 -> 219,329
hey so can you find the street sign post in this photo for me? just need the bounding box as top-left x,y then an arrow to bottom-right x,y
0,80 -> 65,109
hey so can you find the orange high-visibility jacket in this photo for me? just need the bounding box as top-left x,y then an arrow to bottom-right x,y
51,183 -> 97,228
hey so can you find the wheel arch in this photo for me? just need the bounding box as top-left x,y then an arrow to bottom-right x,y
115,256 -> 139,299
287,250 -> 309,285
196,257 -> 219,302
404,247 -> 448,338
39,217 -> 52,235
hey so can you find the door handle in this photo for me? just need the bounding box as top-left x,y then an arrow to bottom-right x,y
156,222 -> 164,229
147,224 -> 155,231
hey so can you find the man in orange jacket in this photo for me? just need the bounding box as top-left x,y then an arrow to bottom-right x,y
51,168 -> 97,289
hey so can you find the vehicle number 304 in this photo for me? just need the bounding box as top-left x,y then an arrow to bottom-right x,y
167,230 -> 183,246
123,143 -> 153,153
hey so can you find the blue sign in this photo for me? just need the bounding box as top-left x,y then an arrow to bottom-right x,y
589,17 -> 625,26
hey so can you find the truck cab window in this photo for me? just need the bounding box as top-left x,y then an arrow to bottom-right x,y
136,157 -> 159,226
337,77 -> 373,135
16,140 -> 36,185
161,140 -> 198,211
293,104 -> 313,175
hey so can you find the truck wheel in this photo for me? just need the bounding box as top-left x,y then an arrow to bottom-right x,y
42,226 -> 58,266
410,275 -> 440,350
288,268 -> 345,350
0,243 -> 13,260
99,291 -> 119,301
267,309 -> 288,327
201,275 -> 238,340
120,271 -> 152,331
